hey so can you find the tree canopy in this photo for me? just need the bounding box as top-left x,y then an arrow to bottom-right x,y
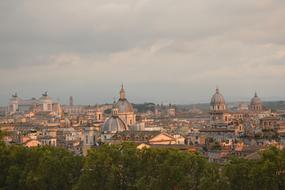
0,137 -> 285,190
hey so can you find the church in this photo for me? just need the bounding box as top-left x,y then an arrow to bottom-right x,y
209,87 -> 230,124
101,85 -> 137,141
115,85 -> 136,126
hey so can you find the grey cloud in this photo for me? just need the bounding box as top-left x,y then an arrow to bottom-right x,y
0,0 -> 285,104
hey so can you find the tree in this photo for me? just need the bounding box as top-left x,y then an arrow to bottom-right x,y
0,145 -> 83,190
199,163 -> 229,190
251,147 -> 285,190
223,157 -> 256,190
75,143 -> 140,190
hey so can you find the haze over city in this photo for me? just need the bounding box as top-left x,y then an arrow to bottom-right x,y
1,0 -> 285,105
2,1 -> 285,189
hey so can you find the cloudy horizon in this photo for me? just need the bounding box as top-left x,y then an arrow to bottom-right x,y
1,0 -> 285,105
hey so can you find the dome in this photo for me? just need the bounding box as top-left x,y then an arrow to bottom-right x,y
102,116 -> 128,133
250,92 -> 262,105
210,88 -> 226,106
115,99 -> 134,113
115,85 -> 134,113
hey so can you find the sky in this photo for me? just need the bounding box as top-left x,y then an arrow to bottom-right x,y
0,0 -> 285,105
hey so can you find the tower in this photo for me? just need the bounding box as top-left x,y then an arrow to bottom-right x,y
95,105 -> 104,122
69,96 -> 74,106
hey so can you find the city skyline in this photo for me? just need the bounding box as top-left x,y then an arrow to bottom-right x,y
1,0 -> 285,104
1,85 -> 283,106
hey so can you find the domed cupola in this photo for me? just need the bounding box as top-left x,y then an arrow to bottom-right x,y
115,84 -> 134,113
210,87 -> 226,111
102,103 -> 128,133
250,92 -> 261,105
250,92 -> 262,111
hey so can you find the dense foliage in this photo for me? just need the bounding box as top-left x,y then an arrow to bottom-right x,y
0,144 -> 82,190
0,136 -> 285,190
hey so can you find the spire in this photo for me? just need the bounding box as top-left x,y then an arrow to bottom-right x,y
120,84 -> 126,99
69,96 -> 74,106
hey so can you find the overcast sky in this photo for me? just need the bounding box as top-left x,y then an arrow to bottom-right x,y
0,0 -> 285,105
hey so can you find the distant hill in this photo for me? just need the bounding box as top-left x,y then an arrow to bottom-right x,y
177,101 -> 285,112
134,101 -> 285,113
263,101 -> 285,111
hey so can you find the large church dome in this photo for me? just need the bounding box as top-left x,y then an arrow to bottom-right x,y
102,107 -> 128,133
102,116 -> 128,132
210,88 -> 226,106
115,100 -> 134,113
250,92 -> 262,105
115,85 -> 134,113
250,92 -> 262,111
